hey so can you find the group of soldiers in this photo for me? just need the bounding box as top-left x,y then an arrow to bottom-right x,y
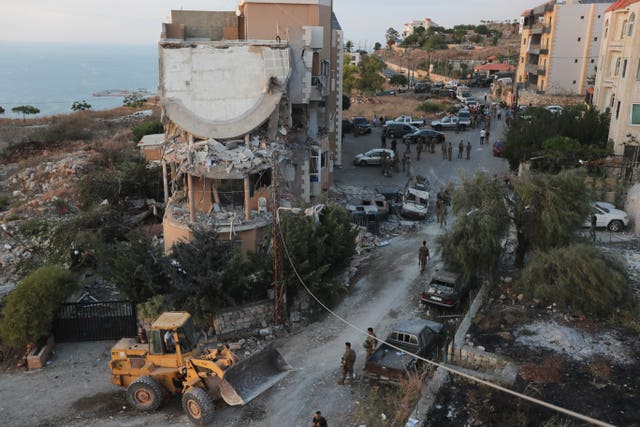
337,327 -> 378,385
440,140 -> 472,161
380,135 -> 440,178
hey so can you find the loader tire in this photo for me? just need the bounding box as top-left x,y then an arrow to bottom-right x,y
182,387 -> 215,425
126,376 -> 163,412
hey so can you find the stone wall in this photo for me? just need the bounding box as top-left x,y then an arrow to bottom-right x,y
448,343 -> 506,371
213,299 -> 273,336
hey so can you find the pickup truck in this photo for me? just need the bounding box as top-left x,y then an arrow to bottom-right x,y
364,319 -> 443,382
430,115 -> 471,131
393,115 -> 425,127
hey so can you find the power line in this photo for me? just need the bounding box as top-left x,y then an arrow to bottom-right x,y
278,225 -> 615,427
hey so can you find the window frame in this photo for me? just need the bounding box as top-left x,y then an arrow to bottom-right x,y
631,104 -> 640,126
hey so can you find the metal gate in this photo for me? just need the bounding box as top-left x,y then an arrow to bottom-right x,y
53,301 -> 137,342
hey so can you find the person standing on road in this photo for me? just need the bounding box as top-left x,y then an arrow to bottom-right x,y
406,155 -> 412,178
380,131 -> 387,148
401,151 -> 408,172
363,327 -> 378,358
338,342 -> 356,385
485,130 -> 491,145
391,138 -> 397,153
441,141 -> 447,160
458,140 -> 464,159
312,411 -> 328,427
590,212 -> 597,242
480,128 -> 486,145
372,114 -> 377,127
466,141 -> 471,160
416,138 -> 423,161
419,241 -> 430,273
447,142 -> 453,161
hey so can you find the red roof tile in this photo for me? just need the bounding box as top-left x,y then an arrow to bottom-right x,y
606,0 -> 640,13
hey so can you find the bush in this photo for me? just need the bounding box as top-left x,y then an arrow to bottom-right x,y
0,265 -> 78,347
520,244 -> 636,318
132,119 -> 164,143
417,101 -> 446,114
41,115 -> 94,143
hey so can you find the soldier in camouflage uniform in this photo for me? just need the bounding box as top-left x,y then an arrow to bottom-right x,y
363,327 -> 377,359
338,342 -> 356,385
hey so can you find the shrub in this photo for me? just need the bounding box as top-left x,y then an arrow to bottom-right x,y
0,265 -> 78,347
132,119 -> 164,143
520,244 -> 636,318
41,115 -> 94,143
0,194 -> 10,212
417,101 -> 446,114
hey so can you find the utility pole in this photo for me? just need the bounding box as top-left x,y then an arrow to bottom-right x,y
271,153 -> 286,324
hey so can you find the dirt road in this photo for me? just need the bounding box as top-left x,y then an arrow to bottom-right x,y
0,225 -> 443,427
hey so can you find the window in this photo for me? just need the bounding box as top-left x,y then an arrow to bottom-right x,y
636,58 -> 640,80
598,15 -> 601,19
605,19 -> 609,38
610,94 -> 615,109
616,101 -> 621,119
615,57 -> 621,76
590,59 -> 595,63
632,104 -> 640,125
630,13 -> 636,36
621,20 -> 628,38
574,59 -> 578,63
622,59 -> 628,78
578,37 -> 582,42
594,37 -> 598,41
581,16 -> 584,20
573,80 -> 577,84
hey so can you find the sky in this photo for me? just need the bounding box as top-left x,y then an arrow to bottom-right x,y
0,0 -> 545,47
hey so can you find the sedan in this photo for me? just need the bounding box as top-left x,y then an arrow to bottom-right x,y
352,116 -> 372,135
353,149 -> 395,166
403,129 -> 445,145
545,105 -> 564,114
492,140 -> 505,157
584,202 -> 629,232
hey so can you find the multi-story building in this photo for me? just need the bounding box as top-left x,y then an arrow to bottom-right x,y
156,0 -> 343,253
403,18 -> 439,37
593,0 -> 640,155
516,0 -> 612,95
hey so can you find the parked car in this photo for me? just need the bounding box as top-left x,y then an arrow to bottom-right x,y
341,119 -> 354,135
465,97 -> 478,108
444,80 -> 459,89
457,108 -> 471,122
414,82 -> 431,93
384,122 -> 418,138
363,319 -> 443,382
545,105 -> 564,114
353,148 -> 395,166
374,90 -> 396,96
492,140 -> 505,157
403,129 -> 445,145
352,116 -> 372,135
393,115 -> 425,127
430,115 -> 469,131
583,202 -> 629,232
421,271 -> 475,308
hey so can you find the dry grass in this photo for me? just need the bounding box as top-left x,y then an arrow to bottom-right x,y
347,95 -> 448,121
519,356 -> 564,383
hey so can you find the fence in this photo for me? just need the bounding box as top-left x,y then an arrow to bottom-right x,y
53,300 -> 137,342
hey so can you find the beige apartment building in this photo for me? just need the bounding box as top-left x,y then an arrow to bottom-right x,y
403,18 -> 439,37
517,0 -> 612,95
593,0 -> 640,156
155,0 -> 343,252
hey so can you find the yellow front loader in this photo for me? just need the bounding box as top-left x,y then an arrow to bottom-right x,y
109,312 -> 290,425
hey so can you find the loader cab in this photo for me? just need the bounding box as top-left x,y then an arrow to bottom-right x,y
147,312 -> 201,367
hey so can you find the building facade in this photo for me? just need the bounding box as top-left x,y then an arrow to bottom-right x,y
593,0 -> 640,155
156,0 -> 343,253
403,18 -> 439,37
517,0 -> 612,95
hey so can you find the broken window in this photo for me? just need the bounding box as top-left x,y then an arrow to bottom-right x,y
213,179 -> 244,207
310,148 -> 320,183
249,169 -> 272,197
321,151 -> 327,168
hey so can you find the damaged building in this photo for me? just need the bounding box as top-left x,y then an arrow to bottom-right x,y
154,0 -> 344,252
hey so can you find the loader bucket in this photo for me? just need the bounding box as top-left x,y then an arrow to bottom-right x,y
219,345 -> 291,406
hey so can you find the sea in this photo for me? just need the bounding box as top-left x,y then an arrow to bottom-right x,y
0,41 -> 158,118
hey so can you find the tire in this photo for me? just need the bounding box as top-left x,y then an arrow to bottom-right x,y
359,160 -> 368,166
434,125 -> 442,131
608,220 -> 624,232
126,376 -> 164,412
182,387 -> 215,425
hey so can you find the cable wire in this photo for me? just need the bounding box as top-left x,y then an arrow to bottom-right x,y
277,225 -> 615,427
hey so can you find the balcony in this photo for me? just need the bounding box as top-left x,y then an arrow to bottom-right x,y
531,24 -> 550,35
310,75 -> 328,101
528,45 -> 549,55
525,64 -> 546,76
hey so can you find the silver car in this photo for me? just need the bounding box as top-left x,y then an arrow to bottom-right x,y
353,148 -> 395,166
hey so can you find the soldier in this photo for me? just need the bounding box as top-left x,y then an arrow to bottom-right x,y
406,155 -> 412,178
363,327 -> 377,359
466,141 -> 471,160
380,152 -> 388,176
485,130 -> 491,145
391,138 -> 397,153
441,140 -> 447,160
381,131 -> 387,148
419,241 -> 430,273
416,138 -> 423,161
458,140 -> 464,159
312,411 -> 328,427
447,142 -> 453,161
430,136 -> 436,154
401,151 -> 408,172
338,342 -> 356,385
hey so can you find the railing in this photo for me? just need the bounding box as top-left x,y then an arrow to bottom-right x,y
54,301 -> 137,342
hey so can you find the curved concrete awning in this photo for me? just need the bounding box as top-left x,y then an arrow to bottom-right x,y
160,44 -> 291,139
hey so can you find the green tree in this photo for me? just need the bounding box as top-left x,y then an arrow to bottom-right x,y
508,170 -> 591,267
12,105 -> 40,123
342,56 -> 358,95
503,105 -> 611,170
373,42 -> 382,51
342,94 -> 351,111
520,244 -> 636,318
389,74 -> 408,88
0,265 -> 78,347
475,25 -> 490,35
437,173 -> 510,282
385,27 -> 400,45
356,54 -> 385,94
345,40 -> 353,52
123,94 -> 146,108
132,119 -> 164,142
71,100 -> 92,111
